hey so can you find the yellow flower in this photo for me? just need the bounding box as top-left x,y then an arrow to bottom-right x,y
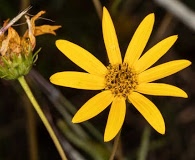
50,7 -> 191,142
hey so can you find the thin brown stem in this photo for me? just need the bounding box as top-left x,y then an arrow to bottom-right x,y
109,130 -> 121,160
92,0 -> 102,20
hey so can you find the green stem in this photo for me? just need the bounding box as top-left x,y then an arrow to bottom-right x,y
18,76 -> 67,160
109,130 -> 121,160
137,125 -> 151,160
110,0 -> 122,14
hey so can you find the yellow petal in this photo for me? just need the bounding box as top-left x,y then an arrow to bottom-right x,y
104,97 -> 126,142
102,7 -> 122,65
124,13 -> 154,67
56,40 -> 107,76
134,35 -> 178,73
72,90 -> 114,123
50,71 -> 105,90
137,83 -> 188,98
128,92 -> 165,134
139,60 -> 191,83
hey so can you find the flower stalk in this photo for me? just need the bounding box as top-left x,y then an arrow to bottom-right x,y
137,125 -> 151,160
109,130 -> 121,160
18,76 -> 67,160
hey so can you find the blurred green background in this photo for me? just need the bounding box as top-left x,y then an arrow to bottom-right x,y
0,0 -> 194,159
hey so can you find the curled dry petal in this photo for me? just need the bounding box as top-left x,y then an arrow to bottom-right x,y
34,25 -> 62,36
23,11 -> 61,49
23,11 -> 46,37
25,15 -> 36,49
0,27 -> 21,55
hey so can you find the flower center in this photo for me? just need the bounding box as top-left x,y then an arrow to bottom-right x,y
105,63 -> 138,98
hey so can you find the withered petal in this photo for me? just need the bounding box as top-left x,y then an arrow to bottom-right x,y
34,25 -> 62,36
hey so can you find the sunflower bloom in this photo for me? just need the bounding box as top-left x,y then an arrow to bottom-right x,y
50,7 -> 191,142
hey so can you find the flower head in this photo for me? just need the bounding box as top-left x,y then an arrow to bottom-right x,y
0,10 -> 61,80
50,7 -> 191,142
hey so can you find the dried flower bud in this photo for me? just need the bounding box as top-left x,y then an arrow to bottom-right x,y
0,11 -> 61,80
